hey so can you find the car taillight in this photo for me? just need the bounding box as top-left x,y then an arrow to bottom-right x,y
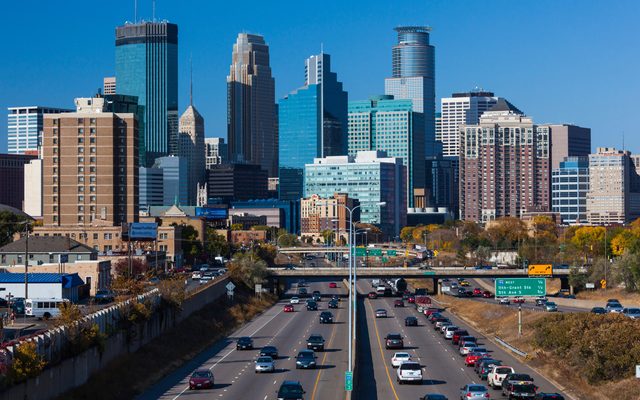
466,393 -> 472,397
485,394 -> 490,398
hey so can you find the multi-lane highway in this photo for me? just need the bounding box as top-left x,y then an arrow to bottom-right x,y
140,279 -> 350,400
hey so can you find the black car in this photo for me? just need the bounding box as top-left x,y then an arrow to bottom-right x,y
385,333 -> 404,349
307,334 -> 325,351
236,337 -> 253,350
319,311 -> 334,324
299,288 -> 307,295
295,350 -> 317,369
404,316 -> 418,326
94,290 -> 115,304
306,301 -> 318,311
503,381 -> 538,399
421,395 -> 448,400
590,307 -> 606,314
328,299 -> 339,309
277,380 -> 305,400
260,345 -> 279,359
312,294 -> 322,302
331,294 -> 341,302
535,394 -> 565,400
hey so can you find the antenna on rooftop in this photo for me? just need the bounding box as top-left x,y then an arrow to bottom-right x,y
190,53 -> 193,106
152,0 -> 156,22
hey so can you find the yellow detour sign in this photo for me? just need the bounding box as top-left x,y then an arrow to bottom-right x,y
601,279 -> 607,289
528,264 -> 553,276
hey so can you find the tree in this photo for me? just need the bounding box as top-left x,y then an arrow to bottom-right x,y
482,217 -> 526,250
571,226 -> 606,258
230,223 -> 243,231
113,258 -> 149,278
0,211 -> 32,247
179,224 -> 203,266
610,230 -> 640,256
613,252 -> 640,292
8,342 -> 46,383
321,229 -> 334,244
475,246 -> 492,266
400,226 -> 415,243
206,228 -> 232,258
229,251 -> 268,289
254,244 -> 277,266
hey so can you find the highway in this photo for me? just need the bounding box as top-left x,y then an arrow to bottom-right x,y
140,279 -> 350,400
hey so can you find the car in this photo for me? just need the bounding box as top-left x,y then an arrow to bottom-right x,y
189,369 -> 214,390
459,384 -> 490,400
590,307 -> 606,314
312,294 -> 322,302
473,288 -> 483,296
444,325 -> 459,339
94,290 -> 115,304
260,346 -> 279,359
458,336 -> 477,349
283,304 -> 294,312
394,299 -> 405,308
284,265 -> 295,270
295,350 -> 317,369
513,297 -> 525,304
535,297 -> 548,307
487,365 -> 515,388
606,301 -> 624,313
391,351 -> 412,367
459,280 -> 470,287
396,361 -> 423,384
535,394 -> 565,400
254,356 -> 275,373
452,330 -> 470,345
441,323 -> 456,334
375,309 -> 388,318
191,271 -> 202,280
482,291 -> 493,298
384,288 -> 393,297
425,307 -> 441,317
368,291 -> 378,299
465,350 -> 489,367
623,307 -> 640,319
298,288 -> 307,295
503,373 -> 534,391
329,282 -> 337,288
307,334 -> 325,351
606,298 -> 620,303
276,380 -> 305,400
331,294 -> 341,302
328,299 -> 339,309
421,395 -> 448,400
502,381 -> 538,399
476,359 -> 502,380
407,295 -> 416,303
499,298 -> 511,305
544,302 -> 558,312
236,337 -> 253,350
428,313 -> 444,322
405,316 -> 418,326
306,301 -> 318,311
434,319 -> 451,330
319,311 -> 334,323
459,343 -> 479,356
312,290 -> 321,297
385,333 -> 404,349
290,297 -> 300,304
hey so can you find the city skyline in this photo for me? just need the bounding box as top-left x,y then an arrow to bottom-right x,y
1,0 -> 639,154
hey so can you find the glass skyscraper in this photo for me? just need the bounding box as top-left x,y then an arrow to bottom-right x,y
7,106 -> 71,154
115,22 -> 178,166
384,26 -> 438,157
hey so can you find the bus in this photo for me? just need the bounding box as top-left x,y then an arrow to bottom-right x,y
25,298 -> 69,318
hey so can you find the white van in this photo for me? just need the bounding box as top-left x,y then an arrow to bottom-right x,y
25,298 -> 69,318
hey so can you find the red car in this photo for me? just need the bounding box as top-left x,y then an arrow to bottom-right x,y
407,295 -> 416,303
283,304 -> 294,312
368,292 -> 378,299
424,307 -> 440,316
189,369 -> 214,390
329,282 -> 337,288
465,351 -> 488,367
482,291 -> 493,298
513,297 -> 525,304
452,329 -> 470,345
473,288 -> 483,296
394,299 -> 405,308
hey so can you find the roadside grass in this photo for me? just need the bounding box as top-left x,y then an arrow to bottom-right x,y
575,287 -> 640,306
57,286 -> 276,400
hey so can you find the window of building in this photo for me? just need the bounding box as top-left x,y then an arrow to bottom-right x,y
78,128 -> 84,134
93,233 -> 98,240
78,195 -> 84,202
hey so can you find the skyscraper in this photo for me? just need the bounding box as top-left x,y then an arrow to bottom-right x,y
227,33 -> 277,176
103,77 -> 116,95
115,21 -> 178,166
178,82 -> 205,205
7,106 -> 72,154
205,137 -> 228,169
545,124 -> 591,169
552,156 -> 589,224
384,26 -> 437,157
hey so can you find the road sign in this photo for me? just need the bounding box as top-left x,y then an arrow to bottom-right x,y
600,279 -> 607,289
636,364 -> 640,379
528,264 -> 552,276
254,284 -> 262,293
495,278 -> 546,297
128,222 -> 158,240
423,271 -> 435,276
433,250 -> 439,256
226,282 -> 236,292
387,250 -> 397,256
585,282 -> 595,289
369,248 -> 383,256
355,247 -> 367,257
345,371 -> 353,391
381,257 -> 388,263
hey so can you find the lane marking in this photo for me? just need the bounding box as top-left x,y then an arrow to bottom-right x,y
310,305 -> 343,400
366,300 -> 400,400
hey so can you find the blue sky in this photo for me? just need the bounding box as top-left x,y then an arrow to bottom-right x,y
1,0 -> 638,153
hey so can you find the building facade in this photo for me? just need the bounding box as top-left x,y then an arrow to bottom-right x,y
552,156 -> 589,224
227,33 -> 277,176
207,163 -> 268,202
178,102 -> 205,205
547,124 -> 591,170
205,137 -> 227,169
459,100 -> 550,222
7,106 -> 72,154
103,77 -> 116,95
115,22 -> 178,166
0,153 -> 36,210
300,193 -> 358,242
230,199 -> 296,232
348,95 -> 424,207
139,166 -> 164,207
23,158 -> 43,217
154,155 -> 188,206
304,151 -> 406,236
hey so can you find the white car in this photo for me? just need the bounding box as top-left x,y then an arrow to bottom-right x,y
459,343 -> 478,356
444,325 -> 458,339
396,361 -> 423,384
487,365 -> 515,388
290,297 -> 300,304
499,297 -> 510,305
391,352 -> 412,368
440,323 -> 454,334
191,272 -> 201,280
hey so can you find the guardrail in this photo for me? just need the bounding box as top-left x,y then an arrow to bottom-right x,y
494,336 -> 528,358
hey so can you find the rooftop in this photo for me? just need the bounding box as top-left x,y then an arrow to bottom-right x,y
0,236 -> 96,254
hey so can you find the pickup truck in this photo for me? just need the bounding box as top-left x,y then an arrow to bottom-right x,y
487,365 -> 515,388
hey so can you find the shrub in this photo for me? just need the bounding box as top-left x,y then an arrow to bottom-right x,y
8,342 -> 46,383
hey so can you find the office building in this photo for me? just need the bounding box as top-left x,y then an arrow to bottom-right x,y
300,193 -> 358,242
205,137 -> 228,169
587,147 -> 640,224
227,33 -> 277,176
230,199 -> 296,233
552,156 -> 589,224
103,77 -> 116,95
115,21 -> 178,166
304,151 -> 406,236
139,166 -> 164,207
459,99 -> 550,222
154,155 -> 188,207
23,158 -> 43,217
7,106 -> 72,154
384,26 -> 438,157
348,95 -> 424,207
425,155 -> 457,213
279,53 -> 348,201
0,153 -> 37,210
546,124 -> 591,169
208,163 -> 268,202
41,97 -> 138,226
178,93 -> 205,205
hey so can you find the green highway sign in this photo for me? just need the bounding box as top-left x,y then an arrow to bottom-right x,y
355,247 -> 367,257
387,250 -> 397,256
369,248 -> 383,256
382,257 -> 388,263
495,278 -> 546,297
423,271 -> 435,275
345,371 -> 353,391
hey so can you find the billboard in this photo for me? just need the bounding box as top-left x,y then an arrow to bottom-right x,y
128,222 -> 158,240
196,207 -> 228,220
528,264 -> 553,276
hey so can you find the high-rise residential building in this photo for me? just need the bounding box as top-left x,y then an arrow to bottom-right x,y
300,193 -> 358,242
0,153 -> 36,210
103,77 -> 116,95
384,26 -> 438,157
115,21 -> 178,166
227,33 -> 277,176
207,163 -> 268,202
279,53 -> 348,201
42,97 -> 139,226
437,90 -> 498,157
154,155 -> 188,207
139,166 -> 164,207
587,147 -> 640,225
546,124 -> 591,169
459,99 -> 550,222
205,137 -> 228,169
425,155 -> 457,212
23,158 -> 43,217
552,156 -> 589,224
178,91 -> 205,205
348,95 -> 424,207
7,106 -> 72,154
304,151 -> 406,236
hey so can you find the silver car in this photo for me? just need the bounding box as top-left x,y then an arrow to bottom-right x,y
544,302 -> 558,312
623,307 -> 640,319
375,309 -> 388,318
460,384 -> 489,400
254,356 -> 275,373
459,343 -> 478,356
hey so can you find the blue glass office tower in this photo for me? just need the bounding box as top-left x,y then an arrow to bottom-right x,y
115,22 -> 178,167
